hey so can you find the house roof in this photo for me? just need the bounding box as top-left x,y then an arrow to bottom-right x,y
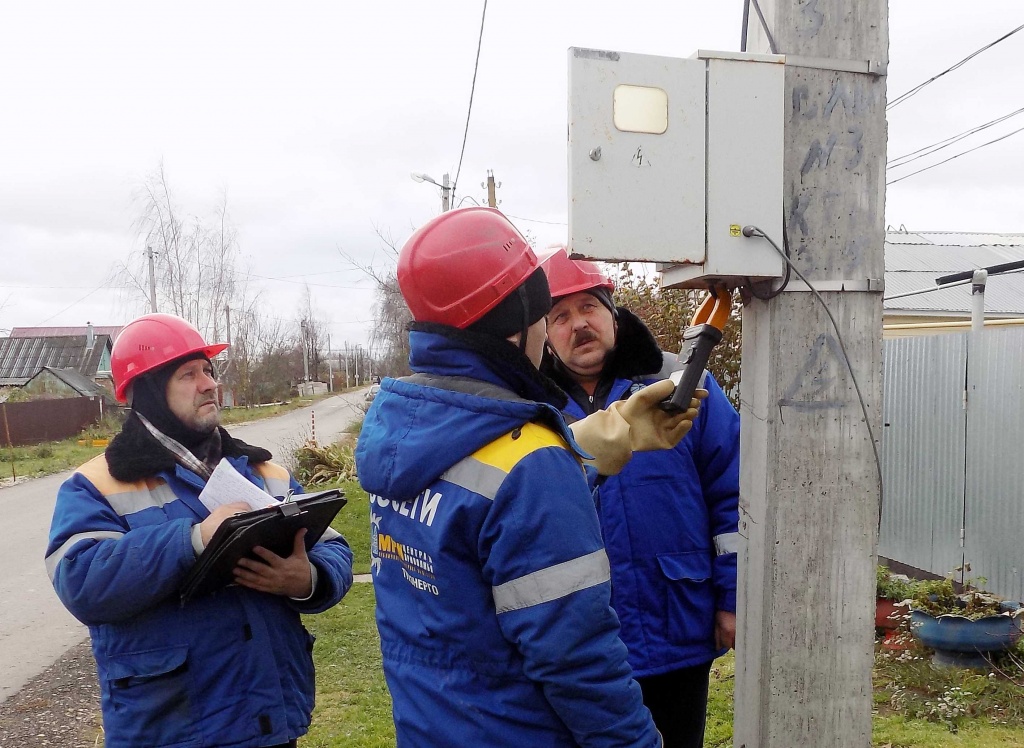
10,325 -> 124,339
29,366 -> 115,401
0,334 -> 113,386
885,231 -> 1024,317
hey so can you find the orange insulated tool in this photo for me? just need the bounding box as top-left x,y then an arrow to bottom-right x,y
662,287 -> 732,413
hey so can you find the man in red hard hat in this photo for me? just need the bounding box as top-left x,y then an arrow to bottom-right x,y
45,313 -> 354,748
540,247 -> 740,748
356,207 -> 700,747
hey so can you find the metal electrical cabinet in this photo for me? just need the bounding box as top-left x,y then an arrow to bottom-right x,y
568,48 -> 785,288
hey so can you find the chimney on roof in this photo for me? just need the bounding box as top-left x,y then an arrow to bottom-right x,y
86,321 -> 95,349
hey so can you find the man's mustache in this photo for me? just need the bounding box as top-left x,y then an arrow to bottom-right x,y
572,329 -> 598,348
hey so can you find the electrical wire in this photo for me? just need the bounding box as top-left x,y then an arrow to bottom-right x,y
505,214 -> 567,226
33,283 -> 109,325
451,0 -> 488,201
742,224 -> 885,525
887,104 -> 1024,169
745,213 -> 792,300
887,22 -> 1024,110
886,122 -> 1024,185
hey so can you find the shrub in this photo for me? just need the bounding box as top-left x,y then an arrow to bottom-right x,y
292,438 -> 357,486
876,566 -> 917,602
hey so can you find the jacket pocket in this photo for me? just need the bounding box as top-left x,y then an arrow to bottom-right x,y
652,551 -> 715,645
104,645 -> 194,747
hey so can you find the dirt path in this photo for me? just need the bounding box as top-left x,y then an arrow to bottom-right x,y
0,640 -> 101,746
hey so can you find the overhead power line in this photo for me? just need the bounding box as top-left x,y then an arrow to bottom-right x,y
887,104 -> 1024,169
886,122 -> 1024,185
505,214 -> 568,226
887,21 -> 1024,110
452,0 -> 488,200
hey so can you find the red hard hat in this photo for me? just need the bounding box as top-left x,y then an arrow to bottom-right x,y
398,207 -> 539,329
538,245 -> 614,299
111,313 -> 228,403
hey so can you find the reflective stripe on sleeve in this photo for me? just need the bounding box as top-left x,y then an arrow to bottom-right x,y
318,527 -> 342,543
45,531 -> 125,580
713,532 -> 742,556
440,457 -> 507,501
263,477 -> 291,500
492,549 -> 610,614
104,483 -> 181,517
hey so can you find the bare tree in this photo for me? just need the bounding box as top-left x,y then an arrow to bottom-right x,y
297,285 -> 330,382
117,162 -> 239,340
341,227 -> 412,379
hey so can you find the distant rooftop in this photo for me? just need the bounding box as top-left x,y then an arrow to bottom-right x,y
10,325 -> 124,339
885,231 -> 1024,317
0,334 -> 113,386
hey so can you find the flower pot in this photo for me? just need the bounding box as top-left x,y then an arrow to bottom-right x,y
876,598 -> 912,650
876,598 -> 901,631
910,608 -> 1023,668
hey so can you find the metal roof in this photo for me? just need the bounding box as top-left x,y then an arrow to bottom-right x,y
10,325 -> 123,339
884,231 -> 1024,316
28,366 -> 115,401
0,334 -> 112,382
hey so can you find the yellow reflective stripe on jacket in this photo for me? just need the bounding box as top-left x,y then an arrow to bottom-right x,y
442,422 -> 576,500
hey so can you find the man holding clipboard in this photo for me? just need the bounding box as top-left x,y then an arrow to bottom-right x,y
45,313 -> 354,748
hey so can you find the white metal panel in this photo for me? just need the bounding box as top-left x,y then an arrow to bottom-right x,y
568,47 -> 706,264
666,55 -> 784,287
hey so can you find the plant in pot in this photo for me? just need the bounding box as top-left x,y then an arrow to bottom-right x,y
876,566 -> 916,648
909,574 -> 1024,669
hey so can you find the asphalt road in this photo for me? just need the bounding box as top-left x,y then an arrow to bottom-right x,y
0,389 -> 368,702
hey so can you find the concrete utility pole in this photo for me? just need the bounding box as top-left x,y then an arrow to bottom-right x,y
300,320 -> 310,383
736,3 -> 887,746
343,346 -> 350,389
146,245 -> 158,313
441,173 -> 451,212
327,333 -> 333,392
485,170 -> 498,207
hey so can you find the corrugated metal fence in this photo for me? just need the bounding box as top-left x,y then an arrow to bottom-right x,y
0,397 -> 103,446
881,327 -> 1024,601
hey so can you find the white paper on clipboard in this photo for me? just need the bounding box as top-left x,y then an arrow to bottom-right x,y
198,458 -> 281,513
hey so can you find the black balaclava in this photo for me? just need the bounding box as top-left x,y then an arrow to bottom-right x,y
466,267 -> 552,349
130,352 -> 218,451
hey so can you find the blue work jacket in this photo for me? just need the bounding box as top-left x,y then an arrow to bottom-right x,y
46,452 -> 354,748
564,373 -> 740,676
355,328 -> 659,748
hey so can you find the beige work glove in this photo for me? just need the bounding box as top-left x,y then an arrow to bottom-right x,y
568,406 -> 632,476
608,378 -> 705,452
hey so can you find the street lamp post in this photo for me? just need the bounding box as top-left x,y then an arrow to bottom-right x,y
411,172 -> 451,212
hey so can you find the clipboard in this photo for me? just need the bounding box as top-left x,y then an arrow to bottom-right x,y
180,488 -> 347,604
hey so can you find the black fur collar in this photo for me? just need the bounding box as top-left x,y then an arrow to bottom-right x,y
105,411 -> 273,483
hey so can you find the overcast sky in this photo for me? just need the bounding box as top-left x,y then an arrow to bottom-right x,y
1,1 -> 1022,348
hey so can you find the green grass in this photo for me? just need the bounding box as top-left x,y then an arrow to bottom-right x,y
0,433 -> 107,480
706,654 -> 735,747
304,584 -> 395,748
322,479 -> 370,575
